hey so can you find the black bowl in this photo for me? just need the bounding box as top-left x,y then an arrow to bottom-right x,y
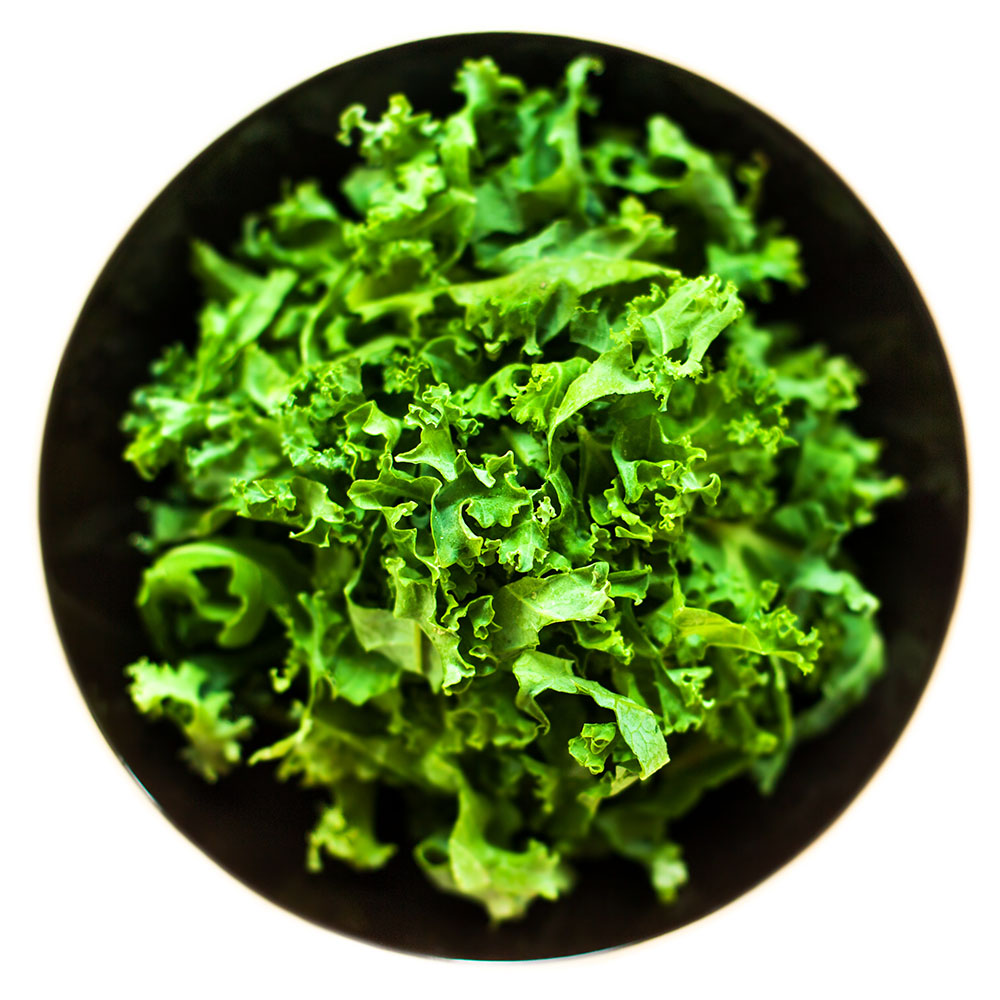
39,32 -> 967,961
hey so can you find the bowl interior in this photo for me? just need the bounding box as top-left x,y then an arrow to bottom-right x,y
39,32 -> 967,960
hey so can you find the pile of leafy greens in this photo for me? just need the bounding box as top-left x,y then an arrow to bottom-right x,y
121,56 -> 903,922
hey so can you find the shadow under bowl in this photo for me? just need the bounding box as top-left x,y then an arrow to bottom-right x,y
39,32 -> 967,961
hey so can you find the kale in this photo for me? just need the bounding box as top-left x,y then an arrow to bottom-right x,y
121,56 -> 903,921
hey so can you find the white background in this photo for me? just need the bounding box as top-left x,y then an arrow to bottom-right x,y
4,1 -> 998,996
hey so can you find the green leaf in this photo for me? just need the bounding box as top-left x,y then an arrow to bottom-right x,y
307,782 -> 396,871
234,475 -> 361,546
492,564 -> 614,658
672,605 -> 820,674
547,339 -> 651,444
125,658 -> 252,781
136,538 -> 308,652
513,650 -> 669,778
414,784 -> 572,923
